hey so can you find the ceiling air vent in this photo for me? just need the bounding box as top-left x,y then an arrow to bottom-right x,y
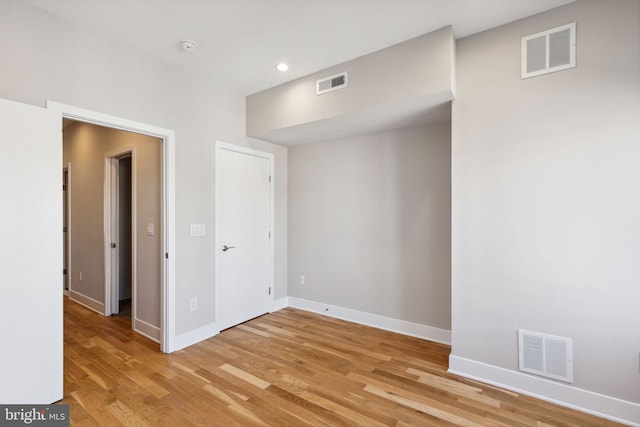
316,71 -> 348,95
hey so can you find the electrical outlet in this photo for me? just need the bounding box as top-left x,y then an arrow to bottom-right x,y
299,275 -> 305,286
189,297 -> 198,312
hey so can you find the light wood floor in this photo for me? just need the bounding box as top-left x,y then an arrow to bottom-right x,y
62,298 -> 622,426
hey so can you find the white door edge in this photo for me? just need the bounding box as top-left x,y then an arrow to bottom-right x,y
0,97 -> 63,403
104,157 -> 119,316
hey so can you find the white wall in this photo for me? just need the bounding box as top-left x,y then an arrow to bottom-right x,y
288,122 -> 451,331
451,0 -> 640,419
0,1 -> 287,341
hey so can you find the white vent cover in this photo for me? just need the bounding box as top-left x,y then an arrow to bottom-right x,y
518,329 -> 573,383
522,22 -> 576,79
316,71 -> 348,95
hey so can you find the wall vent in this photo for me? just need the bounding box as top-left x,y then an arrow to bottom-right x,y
518,329 -> 573,383
316,71 -> 348,95
521,22 -> 576,79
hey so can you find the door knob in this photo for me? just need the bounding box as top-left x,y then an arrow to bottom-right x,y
222,245 -> 235,252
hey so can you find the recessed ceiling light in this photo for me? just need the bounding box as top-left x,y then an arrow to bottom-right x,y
180,40 -> 198,53
275,63 -> 289,72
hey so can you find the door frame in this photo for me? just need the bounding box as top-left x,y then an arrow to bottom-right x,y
214,141 -> 275,329
47,101 -> 176,353
104,147 -> 135,319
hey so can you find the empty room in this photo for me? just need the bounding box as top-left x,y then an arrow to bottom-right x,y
0,0 -> 638,425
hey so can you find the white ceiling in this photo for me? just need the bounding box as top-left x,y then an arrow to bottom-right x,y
27,0 -> 575,96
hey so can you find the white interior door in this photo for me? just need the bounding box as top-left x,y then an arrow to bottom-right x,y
0,97 -> 63,403
215,142 -> 273,331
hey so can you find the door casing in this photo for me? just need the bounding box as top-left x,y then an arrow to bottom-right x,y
47,101 -> 177,353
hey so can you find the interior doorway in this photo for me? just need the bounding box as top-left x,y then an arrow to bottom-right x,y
50,100 -> 176,353
107,154 -> 133,319
66,123 -> 161,341
118,155 -> 133,318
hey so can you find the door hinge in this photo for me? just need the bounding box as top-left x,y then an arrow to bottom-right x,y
269,287 -> 271,295
165,252 -> 169,259
62,184 -> 66,191
268,231 -> 271,239
63,269 -> 67,275
269,175 -> 272,183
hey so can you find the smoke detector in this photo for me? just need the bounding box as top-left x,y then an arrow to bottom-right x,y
179,40 -> 198,53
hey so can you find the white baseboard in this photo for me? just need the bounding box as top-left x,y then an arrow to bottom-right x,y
134,318 -> 161,343
287,297 -> 451,345
173,297 -> 289,351
69,290 -> 104,315
448,355 -> 640,427
173,323 -> 219,352
271,297 -> 289,312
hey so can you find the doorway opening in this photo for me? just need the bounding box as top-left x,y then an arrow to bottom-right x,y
50,101 -> 176,353
108,153 -> 133,320
64,123 -> 162,341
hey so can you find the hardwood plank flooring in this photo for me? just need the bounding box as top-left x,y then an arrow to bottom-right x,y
62,298 -> 623,426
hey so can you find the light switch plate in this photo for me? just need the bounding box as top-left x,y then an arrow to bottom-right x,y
190,224 -> 206,237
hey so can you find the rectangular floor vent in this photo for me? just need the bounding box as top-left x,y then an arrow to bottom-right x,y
518,329 -> 573,383
316,71 -> 348,95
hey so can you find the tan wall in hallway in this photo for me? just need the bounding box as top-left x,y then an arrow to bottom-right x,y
63,122 -> 162,328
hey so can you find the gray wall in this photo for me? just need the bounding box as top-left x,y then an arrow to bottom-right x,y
63,122 -> 162,327
0,1 -> 287,338
247,27 -> 455,142
288,122 -> 451,329
452,0 -> 640,404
